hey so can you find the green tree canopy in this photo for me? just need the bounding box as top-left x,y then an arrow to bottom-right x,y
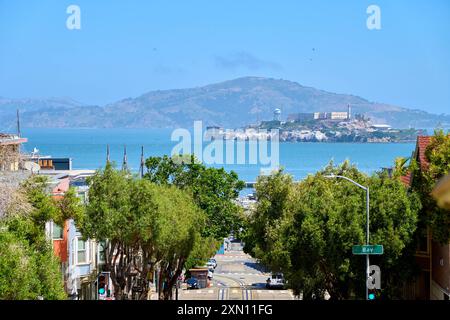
144,154 -> 245,239
244,161 -> 420,300
77,163 -> 213,300
0,175 -> 81,300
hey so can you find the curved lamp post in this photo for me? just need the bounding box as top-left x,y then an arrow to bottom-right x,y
324,174 -> 370,300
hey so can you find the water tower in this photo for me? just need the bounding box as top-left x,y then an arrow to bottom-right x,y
273,108 -> 281,121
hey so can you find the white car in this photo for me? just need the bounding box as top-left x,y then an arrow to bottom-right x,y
207,259 -> 217,269
266,273 -> 285,289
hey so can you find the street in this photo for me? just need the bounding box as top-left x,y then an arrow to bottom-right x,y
177,241 -> 296,300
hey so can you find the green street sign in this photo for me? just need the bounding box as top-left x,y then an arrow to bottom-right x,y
352,245 -> 384,255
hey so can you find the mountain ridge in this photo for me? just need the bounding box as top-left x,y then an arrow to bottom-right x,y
1,77 -> 448,130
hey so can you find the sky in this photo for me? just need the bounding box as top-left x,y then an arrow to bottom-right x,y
1,0 -> 449,114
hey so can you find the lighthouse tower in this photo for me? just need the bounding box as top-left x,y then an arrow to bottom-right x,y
273,108 -> 281,121
347,104 -> 352,120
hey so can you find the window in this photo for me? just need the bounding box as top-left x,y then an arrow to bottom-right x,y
417,235 -> 428,252
52,223 -> 63,239
77,239 -> 87,264
98,241 -> 106,264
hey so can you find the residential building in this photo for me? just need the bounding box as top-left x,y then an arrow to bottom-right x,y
43,169 -> 100,300
0,133 -> 27,171
401,136 -> 450,300
432,174 -> 450,300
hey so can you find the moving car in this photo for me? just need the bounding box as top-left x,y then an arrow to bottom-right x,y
186,277 -> 199,289
266,273 -> 285,289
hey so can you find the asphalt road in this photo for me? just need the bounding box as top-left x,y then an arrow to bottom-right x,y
178,241 -> 295,300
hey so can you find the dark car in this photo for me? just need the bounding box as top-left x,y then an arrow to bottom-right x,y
186,277 -> 199,289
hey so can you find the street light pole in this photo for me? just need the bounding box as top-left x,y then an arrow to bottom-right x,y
365,186 -> 370,301
324,174 -> 370,300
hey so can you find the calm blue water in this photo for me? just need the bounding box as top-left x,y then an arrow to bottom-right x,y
21,128 -> 416,182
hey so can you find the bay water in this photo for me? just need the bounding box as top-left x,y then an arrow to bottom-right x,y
21,128 -> 416,183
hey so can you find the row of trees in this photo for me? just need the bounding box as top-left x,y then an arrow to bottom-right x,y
77,155 -> 244,300
0,176 -> 82,299
1,154 -> 244,300
243,161 -> 421,300
243,130 -> 449,300
2,131 -> 446,300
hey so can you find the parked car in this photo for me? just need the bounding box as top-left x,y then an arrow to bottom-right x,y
207,258 -> 217,269
186,277 -> 199,289
266,273 -> 285,289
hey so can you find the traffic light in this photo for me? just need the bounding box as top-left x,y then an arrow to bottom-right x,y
368,289 -> 378,300
98,274 -> 106,296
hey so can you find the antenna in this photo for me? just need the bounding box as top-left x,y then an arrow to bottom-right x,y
106,145 -> 110,164
139,146 -> 145,178
122,145 -> 128,171
17,109 -> 21,137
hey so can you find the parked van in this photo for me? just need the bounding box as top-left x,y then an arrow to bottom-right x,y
266,273 -> 285,289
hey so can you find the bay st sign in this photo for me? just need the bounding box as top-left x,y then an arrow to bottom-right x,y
352,244 -> 384,255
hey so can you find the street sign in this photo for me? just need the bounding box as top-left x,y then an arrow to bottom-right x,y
352,245 -> 383,255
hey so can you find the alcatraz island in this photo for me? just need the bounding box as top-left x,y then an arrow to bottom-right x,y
206,105 -> 426,143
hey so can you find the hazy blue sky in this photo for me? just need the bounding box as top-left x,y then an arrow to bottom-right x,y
1,0 -> 449,114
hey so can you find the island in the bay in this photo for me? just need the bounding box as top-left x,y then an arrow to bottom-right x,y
206,105 -> 427,143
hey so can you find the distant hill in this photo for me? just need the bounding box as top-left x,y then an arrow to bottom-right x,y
1,77 -> 449,129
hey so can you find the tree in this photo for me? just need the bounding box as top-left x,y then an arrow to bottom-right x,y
77,162 -> 134,299
244,161 -> 420,299
129,179 -> 210,300
243,169 -> 293,271
77,163 -> 211,300
0,175 -> 76,300
148,184 -> 207,300
144,155 -> 245,239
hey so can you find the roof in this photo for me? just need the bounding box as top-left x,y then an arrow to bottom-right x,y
52,178 -> 70,196
417,136 -> 432,171
400,172 -> 412,186
0,134 -> 27,146
400,136 -> 432,187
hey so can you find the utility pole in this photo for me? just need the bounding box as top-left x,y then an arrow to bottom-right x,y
366,186 -> 370,301
139,145 -> 144,178
16,109 -> 21,137
106,144 -> 110,164
122,145 -> 128,171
